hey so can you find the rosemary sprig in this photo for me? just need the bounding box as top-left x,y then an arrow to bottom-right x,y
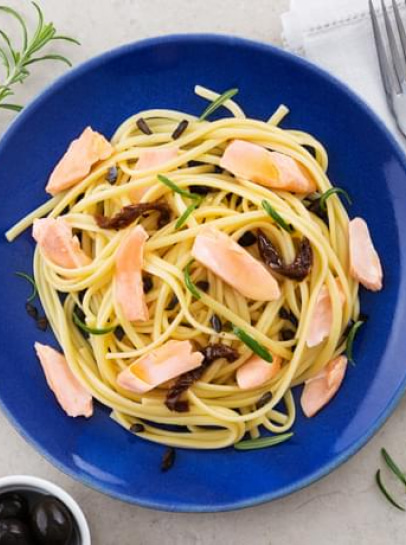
381,448 -> 406,488
234,432 -> 293,451
232,326 -> 273,363
157,174 -> 200,200
184,260 -> 201,300
375,469 -> 405,511
175,199 -> 201,229
346,320 -> 364,363
73,312 -> 116,336
262,200 -> 293,233
199,88 -> 239,121
0,2 -> 79,112
319,187 -> 352,211
15,271 -> 37,302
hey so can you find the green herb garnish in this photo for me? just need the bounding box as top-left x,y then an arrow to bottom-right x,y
15,271 -> 37,302
73,312 -> 116,336
375,469 -> 405,511
198,88 -> 239,121
381,448 -> 406,488
157,174 -> 200,201
232,326 -> 273,363
175,200 -> 201,229
184,260 -> 201,300
0,2 -> 79,112
234,432 -> 293,451
262,200 -> 293,233
346,320 -> 364,363
319,188 -> 352,212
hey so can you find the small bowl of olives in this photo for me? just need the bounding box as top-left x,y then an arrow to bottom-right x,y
0,475 -> 90,545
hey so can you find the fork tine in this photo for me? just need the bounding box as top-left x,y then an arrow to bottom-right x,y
369,0 -> 398,100
381,0 -> 405,88
392,0 -> 406,61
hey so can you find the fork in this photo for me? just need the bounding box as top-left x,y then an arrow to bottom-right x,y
369,0 -> 406,136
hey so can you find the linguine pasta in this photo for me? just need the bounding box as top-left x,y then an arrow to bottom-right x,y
6,86 -> 360,449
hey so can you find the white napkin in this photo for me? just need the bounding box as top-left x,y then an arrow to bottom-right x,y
281,0 -> 405,138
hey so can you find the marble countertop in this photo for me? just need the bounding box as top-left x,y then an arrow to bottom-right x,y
1,1 -> 405,544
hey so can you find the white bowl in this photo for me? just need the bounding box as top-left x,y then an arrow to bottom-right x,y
0,475 -> 91,544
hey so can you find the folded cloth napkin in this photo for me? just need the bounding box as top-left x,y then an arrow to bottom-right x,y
281,0 -> 406,139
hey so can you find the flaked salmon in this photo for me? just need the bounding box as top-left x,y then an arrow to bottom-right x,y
34,342 -> 93,418
349,217 -> 383,291
236,354 -> 281,390
300,355 -> 348,417
117,340 -> 204,394
33,217 -> 91,269
115,224 -> 149,321
306,281 -> 345,348
46,127 -> 113,196
220,140 -> 316,193
191,226 -> 280,301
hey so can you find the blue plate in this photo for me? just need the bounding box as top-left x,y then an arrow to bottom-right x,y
1,35 -> 406,512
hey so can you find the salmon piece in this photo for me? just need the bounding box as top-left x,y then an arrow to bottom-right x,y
191,226 -> 280,301
301,355 -> 348,417
34,342 -> 93,418
117,340 -> 204,394
46,127 -> 113,196
115,224 -> 149,322
236,354 -> 281,390
306,281 -> 346,348
33,217 -> 91,269
220,140 -> 316,193
349,217 -> 383,291
130,147 -> 179,202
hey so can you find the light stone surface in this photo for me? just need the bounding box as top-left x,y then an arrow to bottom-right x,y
0,1 -> 405,544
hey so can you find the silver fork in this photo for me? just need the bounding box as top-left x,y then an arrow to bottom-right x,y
369,0 -> 406,135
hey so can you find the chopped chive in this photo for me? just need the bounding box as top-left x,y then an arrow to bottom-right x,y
157,174 -> 200,200
381,448 -> 406,488
234,432 -> 293,450
261,200 -> 293,233
346,320 -> 364,363
199,88 -> 239,121
73,312 -> 116,335
319,187 -> 352,212
175,199 -> 201,229
375,469 -> 405,511
184,260 -> 201,300
172,119 -> 189,140
15,271 -> 37,302
232,326 -> 273,363
161,447 -> 176,472
136,118 -> 152,135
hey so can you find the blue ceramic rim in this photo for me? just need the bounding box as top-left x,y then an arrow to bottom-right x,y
0,33 -> 405,513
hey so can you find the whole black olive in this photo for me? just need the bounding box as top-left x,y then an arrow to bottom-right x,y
30,498 -> 73,545
0,493 -> 28,520
0,519 -> 34,545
